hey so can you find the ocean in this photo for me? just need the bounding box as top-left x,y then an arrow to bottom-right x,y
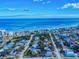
0,18 -> 79,31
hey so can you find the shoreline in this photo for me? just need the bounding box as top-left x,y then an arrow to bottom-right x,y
0,18 -> 79,32
0,24 -> 79,32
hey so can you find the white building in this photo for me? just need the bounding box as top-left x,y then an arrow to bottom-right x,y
0,30 -> 6,37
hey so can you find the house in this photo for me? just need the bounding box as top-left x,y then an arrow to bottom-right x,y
3,42 -> 14,50
0,49 -> 4,53
10,48 -> 17,56
45,50 -> 52,57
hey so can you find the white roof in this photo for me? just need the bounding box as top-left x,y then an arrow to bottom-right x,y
0,49 -> 4,52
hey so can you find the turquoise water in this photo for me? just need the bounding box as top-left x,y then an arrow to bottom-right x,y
0,18 -> 79,31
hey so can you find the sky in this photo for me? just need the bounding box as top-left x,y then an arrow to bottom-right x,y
0,0 -> 79,18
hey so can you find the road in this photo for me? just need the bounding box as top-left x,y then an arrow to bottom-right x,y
49,32 -> 63,59
18,34 -> 34,59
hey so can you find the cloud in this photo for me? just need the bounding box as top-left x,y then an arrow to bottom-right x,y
6,8 -> 31,12
7,8 -> 16,11
58,3 -> 79,9
33,0 -> 51,4
42,1 -> 51,5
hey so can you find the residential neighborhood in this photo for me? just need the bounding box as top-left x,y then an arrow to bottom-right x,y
0,26 -> 79,59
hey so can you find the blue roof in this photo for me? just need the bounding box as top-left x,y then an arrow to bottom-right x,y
45,51 -> 52,57
32,44 -> 38,48
30,48 -> 38,54
10,49 -> 17,56
4,42 -> 14,49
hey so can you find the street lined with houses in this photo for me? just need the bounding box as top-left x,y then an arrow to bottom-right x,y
19,34 -> 34,59
0,26 -> 79,59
